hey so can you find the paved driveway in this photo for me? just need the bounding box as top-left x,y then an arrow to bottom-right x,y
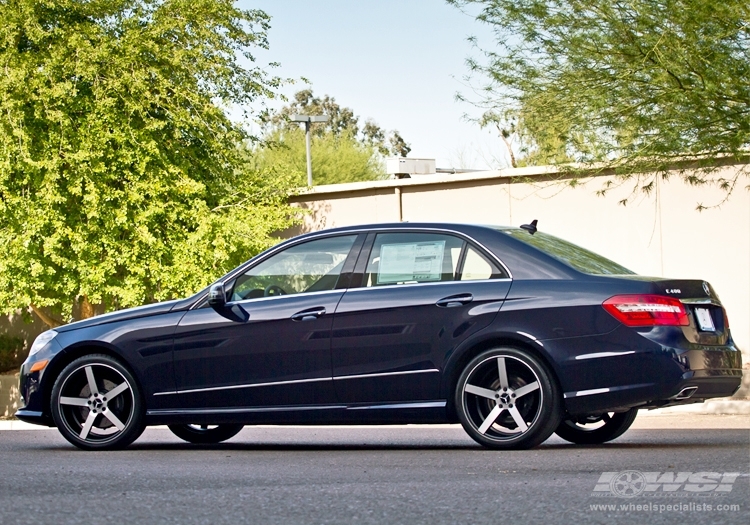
0,415 -> 747,524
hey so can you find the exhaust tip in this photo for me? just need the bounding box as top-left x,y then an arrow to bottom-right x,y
671,386 -> 698,400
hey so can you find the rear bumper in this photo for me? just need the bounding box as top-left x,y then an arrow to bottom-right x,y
554,327 -> 743,416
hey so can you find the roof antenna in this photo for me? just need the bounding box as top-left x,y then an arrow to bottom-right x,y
520,219 -> 538,235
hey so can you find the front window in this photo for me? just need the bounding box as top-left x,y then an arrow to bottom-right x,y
230,235 -> 357,300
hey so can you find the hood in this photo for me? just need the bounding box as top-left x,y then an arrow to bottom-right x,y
55,300 -> 181,333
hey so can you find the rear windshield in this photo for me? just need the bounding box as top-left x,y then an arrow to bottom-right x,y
500,229 -> 634,275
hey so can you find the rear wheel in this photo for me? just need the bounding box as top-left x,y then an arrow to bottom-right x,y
168,424 -> 244,444
554,409 -> 638,444
51,354 -> 145,450
455,347 -> 562,449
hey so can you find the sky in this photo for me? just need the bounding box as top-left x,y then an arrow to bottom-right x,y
238,0 -> 506,170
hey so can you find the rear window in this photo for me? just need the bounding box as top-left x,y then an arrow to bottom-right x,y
500,229 -> 634,275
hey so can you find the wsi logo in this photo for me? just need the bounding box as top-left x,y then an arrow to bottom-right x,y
592,471 -> 740,498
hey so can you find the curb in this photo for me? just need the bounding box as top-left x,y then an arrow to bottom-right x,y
638,400 -> 750,416
0,420 -> 53,431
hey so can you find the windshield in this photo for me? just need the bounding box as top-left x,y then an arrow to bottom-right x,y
500,229 -> 634,275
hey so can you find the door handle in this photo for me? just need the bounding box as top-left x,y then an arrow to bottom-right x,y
291,307 -> 326,322
436,294 -> 474,308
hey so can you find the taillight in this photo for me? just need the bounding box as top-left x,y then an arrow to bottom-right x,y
603,295 -> 689,327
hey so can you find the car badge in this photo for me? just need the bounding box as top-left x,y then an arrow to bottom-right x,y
702,281 -> 710,296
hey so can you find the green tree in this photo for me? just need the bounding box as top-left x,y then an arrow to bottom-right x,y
255,89 -> 411,186
0,0 -> 298,327
450,0 -> 750,203
253,128 -> 385,186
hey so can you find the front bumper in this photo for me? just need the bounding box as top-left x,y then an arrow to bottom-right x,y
14,346 -> 60,427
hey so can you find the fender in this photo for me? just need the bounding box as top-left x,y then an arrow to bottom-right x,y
439,326 -> 560,401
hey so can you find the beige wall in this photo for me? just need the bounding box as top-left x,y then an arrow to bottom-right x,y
290,165 -> 750,363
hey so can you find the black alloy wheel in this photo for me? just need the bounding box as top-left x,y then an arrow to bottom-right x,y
554,409 -> 638,444
455,347 -> 562,449
51,354 -> 145,450
168,424 -> 245,444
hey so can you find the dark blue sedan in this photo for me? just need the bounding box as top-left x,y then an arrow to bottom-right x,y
16,222 -> 743,449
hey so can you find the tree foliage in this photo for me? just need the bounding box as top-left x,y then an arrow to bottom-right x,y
451,0 -> 750,201
254,89 -> 411,186
0,0 -> 298,326
252,128 -> 386,186
271,90 -> 412,158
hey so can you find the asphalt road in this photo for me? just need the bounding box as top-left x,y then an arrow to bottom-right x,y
0,415 -> 748,525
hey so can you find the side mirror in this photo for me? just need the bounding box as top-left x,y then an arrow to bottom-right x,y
207,282 -> 248,323
207,283 -> 227,308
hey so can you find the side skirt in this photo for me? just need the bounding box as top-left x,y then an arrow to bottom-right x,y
145,400 -> 448,426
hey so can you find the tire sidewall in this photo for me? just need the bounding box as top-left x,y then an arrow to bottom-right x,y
168,424 -> 244,444
554,408 -> 638,445
51,354 -> 145,451
454,347 -> 562,449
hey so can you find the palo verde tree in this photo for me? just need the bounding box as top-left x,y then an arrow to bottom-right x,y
0,0 -> 298,327
450,0 -> 750,204
253,90 -> 411,186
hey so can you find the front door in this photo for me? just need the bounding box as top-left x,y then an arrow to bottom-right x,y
172,234 -> 359,410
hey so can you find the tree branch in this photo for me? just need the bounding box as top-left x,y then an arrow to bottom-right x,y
29,304 -> 64,328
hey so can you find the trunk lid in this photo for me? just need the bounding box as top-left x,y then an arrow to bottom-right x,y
647,278 -> 728,345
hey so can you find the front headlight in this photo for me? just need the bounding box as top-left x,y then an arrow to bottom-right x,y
28,330 -> 58,357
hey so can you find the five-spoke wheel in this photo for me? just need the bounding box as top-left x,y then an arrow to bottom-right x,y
554,409 -> 638,444
51,354 -> 145,450
168,424 -> 244,444
455,348 -> 561,449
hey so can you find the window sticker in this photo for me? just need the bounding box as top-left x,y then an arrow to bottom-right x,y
377,241 -> 445,284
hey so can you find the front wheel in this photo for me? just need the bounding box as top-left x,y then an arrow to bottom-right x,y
455,347 -> 562,449
51,354 -> 145,450
554,409 -> 638,444
168,424 -> 244,444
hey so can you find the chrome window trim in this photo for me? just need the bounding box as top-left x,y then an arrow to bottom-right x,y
342,279 -> 512,294
189,226 -> 513,309
359,228 -> 512,282
227,288 -> 344,307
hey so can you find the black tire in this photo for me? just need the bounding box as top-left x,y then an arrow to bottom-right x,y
51,354 -> 145,450
168,424 -> 244,444
554,409 -> 638,444
455,347 -> 562,449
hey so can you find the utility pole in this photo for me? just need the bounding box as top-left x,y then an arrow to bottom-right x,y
290,114 -> 329,186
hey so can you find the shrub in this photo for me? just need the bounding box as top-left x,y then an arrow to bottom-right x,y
0,335 -> 25,374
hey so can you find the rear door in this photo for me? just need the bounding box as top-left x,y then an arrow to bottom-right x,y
331,230 -> 512,404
